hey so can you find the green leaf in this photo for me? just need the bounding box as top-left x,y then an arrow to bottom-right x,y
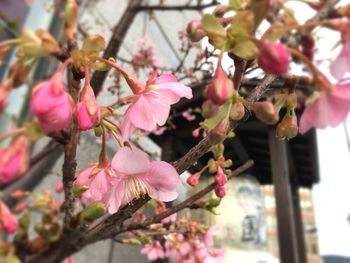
229,0 -> 249,10
248,0 -> 270,29
202,14 -> 226,37
203,101 -> 232,130
80,202 -> 106,223
82,35 -> 105,55
202,14 -> 228,49
230,11 -> 255,35
262,23 -> 286,41
231,40 -> 258,59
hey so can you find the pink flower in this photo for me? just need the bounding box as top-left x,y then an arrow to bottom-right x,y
104,146 -> 181,214
204,226 -> 219,248
30,71 -> 73,133
76,81 -> 100,130
257,40 -> 289,75
207,53 -> 234,105
75,162 -> 115,201
120,73 -> 192,141
141,241 -> 165,261
330,42 -> 350,80
0,202 -> 18,233
299,81 -> 350,134
165,234 -> 191,261
61,257 -> 74,263
0,136 -> 29,184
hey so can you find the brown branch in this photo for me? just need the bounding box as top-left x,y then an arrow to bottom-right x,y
137,1 -> 219,11
62,70 -> 81,228
90,0 -> 144,95
116,160 -> 254,235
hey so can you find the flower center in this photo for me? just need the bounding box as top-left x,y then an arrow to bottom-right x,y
124,175 -> 151,202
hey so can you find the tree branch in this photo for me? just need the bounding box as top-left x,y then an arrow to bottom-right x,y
137,1 -> 219,11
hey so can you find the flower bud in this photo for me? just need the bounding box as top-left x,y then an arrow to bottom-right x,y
18,29 -> 60,58
276,112 -> 298,140
208,118 -> 230,145
0,202 -> 18,233
79,201 -> 106,223
64,0 -> 78,40
8,61 -> 31,87
251,101 -> 279,125
213,5 -> 230,17
202,100 -> 219,118
186,172 -> 201,187
215,166 -> 227,187
186,20 -> 206,42
30,71 -> 73,133
0,136 -> 29,184
230,102 -> 245,120
207,55 -> 235,105
0,81 -> 11,113
257,40 -> 289,75
77,82 -> 100,130
215,185 -> 226,198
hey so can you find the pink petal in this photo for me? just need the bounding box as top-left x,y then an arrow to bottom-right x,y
120,110 -> 137,142
103,180 -> 125,214
75,165 -> 95,186
330,43 -> 350,80
155,82 -> 193,104
89,170 -> 110,200
128,93 -> 171,130
151,73 -> 178,85
146,161 -> 180,202
112,146 -> 150,175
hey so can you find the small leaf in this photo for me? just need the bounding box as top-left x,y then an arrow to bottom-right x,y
262,23 -> 286,41
231,40 -> 258,59
202,14 -> 226,37
90,61 -> 110,71
82,35 -> 105,55
248,0 -> 270,29
203,100 -> 232,129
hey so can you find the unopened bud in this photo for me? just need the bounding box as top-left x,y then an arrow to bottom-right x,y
213,5 -> 230,17
276,111 -> 298,140
8,61 -> 31,87
230,102 -> 245,120
186,20 -> 206,42
207,56 -> 235,105
215,166 -> 227,187
202,100 -> 219,118
215,185 -> 226,198
208,159 -> 217,173
251,101 -> 279,125
79,202 -> 106,223
64,0 -> 78,40
209,118 -> 230,145
187,172 -> 201,187
257,40 -> 289,75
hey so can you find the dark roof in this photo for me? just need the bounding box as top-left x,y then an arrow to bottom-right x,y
151,79 -> 319,188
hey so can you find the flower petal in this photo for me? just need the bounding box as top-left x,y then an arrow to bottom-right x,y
103,180 -> 125,214
112,146 -> 150,175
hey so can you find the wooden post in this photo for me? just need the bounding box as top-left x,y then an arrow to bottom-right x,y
268,127 -> 299,263
291,183 -> 307,263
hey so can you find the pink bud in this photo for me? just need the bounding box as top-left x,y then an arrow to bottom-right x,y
276,112 -> 298,140
215,166 -> 227,187
186,172 -> 201,187
77,83 -> 100,130
0,136 -> 29,185
0,202 -> 18,233
208,118 -> 230,145
0,82 -> 10,113
251,101 -> 279,125
186,20 -> 206,42
192,128 -> 200,138
258,40 -> 289,75
207,55 -> 235,105
215,185 -> 226,198
30,72 -> 73,133
55,182 -> 64,193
